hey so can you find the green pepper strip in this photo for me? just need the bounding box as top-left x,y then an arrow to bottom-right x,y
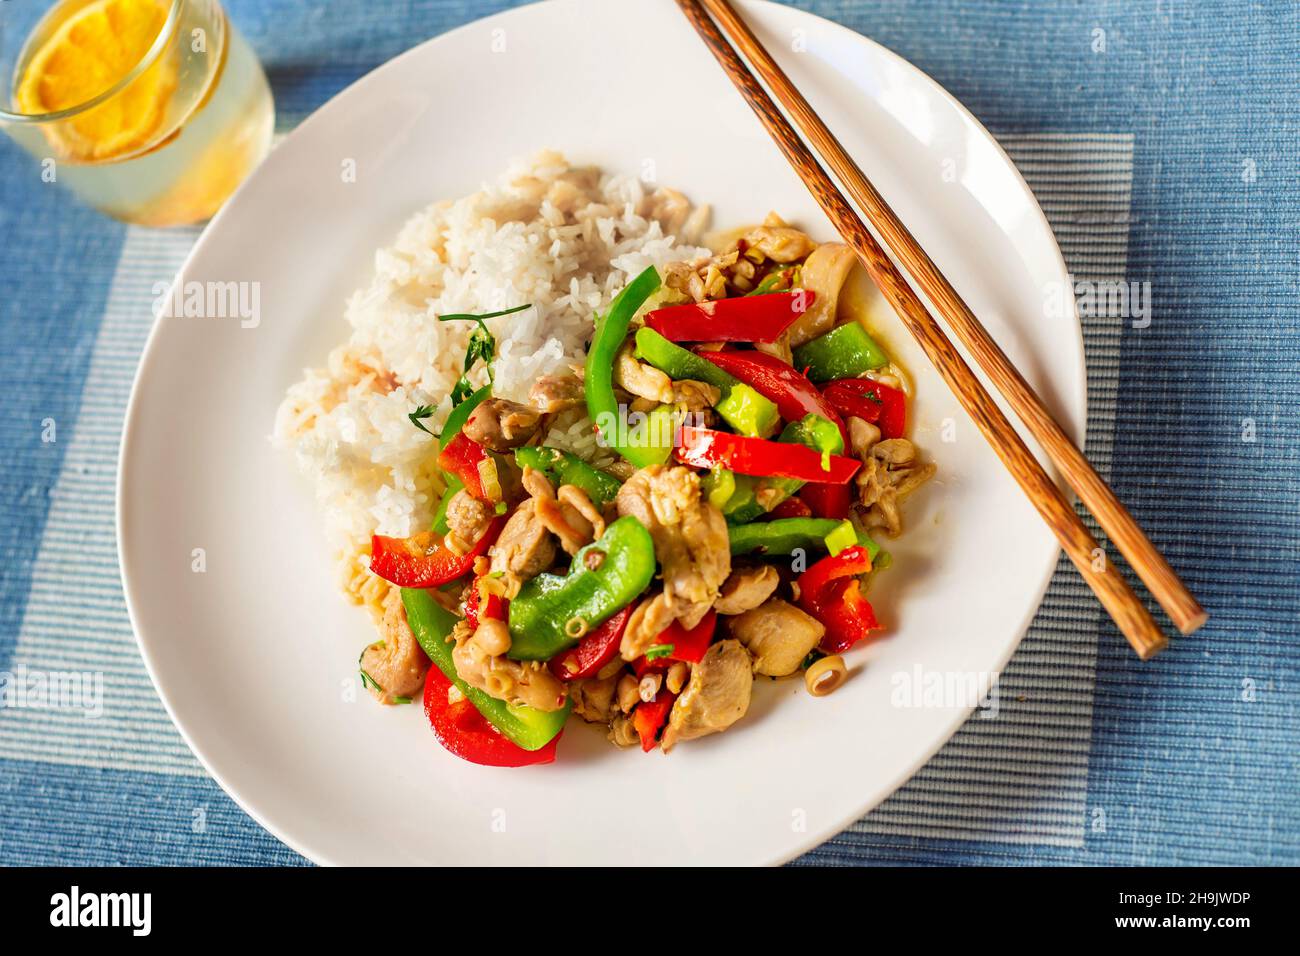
514,446 -> 622,506
401,587 -> 569,750
728,517 -> 881,561
508,516 -> 656,661
633,328 -> 779,437
586,267 -> 669,468
791,323 -> 889,383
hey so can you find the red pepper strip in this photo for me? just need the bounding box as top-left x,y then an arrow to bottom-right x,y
798,482 -> 851,520
370,516 -> 504,589
822,379 -> 907,440
677,426 -> 860,485
815,578 -> 880,654
632,691 -> 678,752
702,349 -> 846,444
796,546 -> 880,653
548,603 -> 635,681
437,432 -> 490,500
645,292 -> 814,344
423,663 -> 558,767
766,496 -> 813,520
463,576 -> 507,631
633,610 -> 717,675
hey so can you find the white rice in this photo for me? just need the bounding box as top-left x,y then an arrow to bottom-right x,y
273,151 -> 710,564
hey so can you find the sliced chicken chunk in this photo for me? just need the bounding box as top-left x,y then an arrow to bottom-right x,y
569,673 -> 620,724
614,340 -> 674,404
787,242 -> 858,346
452,621 -> 567,712
529,373 -> 585,414
360,588 -> 430,704
464,398 -> 542,452
729,598 -> 824,677
489,502 -> 556,580
616,465 -> 730,658
444,488 -> 492,546
714,564 -> 780,615
661,639 -> 753,752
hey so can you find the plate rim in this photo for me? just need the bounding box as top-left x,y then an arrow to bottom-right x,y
117,0 -> 1086,867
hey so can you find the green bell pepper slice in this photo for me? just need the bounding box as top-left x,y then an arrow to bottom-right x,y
634,327 -> 779,437
513,446 -> 622,505
728,517 -> 881,561
586,267 -> 667,468
791,323 -> 889,382
401,587 -> 569,751
508,516 -> 656,661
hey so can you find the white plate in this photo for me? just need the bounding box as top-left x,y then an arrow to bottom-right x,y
119,0 -> 1084,865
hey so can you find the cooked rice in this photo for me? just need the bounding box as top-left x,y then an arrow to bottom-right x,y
273,151 -> 710,568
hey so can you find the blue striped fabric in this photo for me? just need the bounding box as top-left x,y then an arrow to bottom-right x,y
1,0 -> 1296,867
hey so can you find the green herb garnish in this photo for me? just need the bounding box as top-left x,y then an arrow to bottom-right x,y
644,643 -> 675,661
408,404 -> 438,436
438,304 -> 531,405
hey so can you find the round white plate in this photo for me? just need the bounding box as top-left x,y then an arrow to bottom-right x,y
119,0 -> 1084,865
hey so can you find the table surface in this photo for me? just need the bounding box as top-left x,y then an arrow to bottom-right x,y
1,0 -> 1296,867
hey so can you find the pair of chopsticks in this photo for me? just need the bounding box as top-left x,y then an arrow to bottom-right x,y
676,0 -> 1206,659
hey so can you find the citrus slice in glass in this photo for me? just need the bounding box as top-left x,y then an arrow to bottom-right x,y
15,0 -> 178,161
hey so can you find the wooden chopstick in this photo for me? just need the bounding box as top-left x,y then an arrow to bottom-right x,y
676,0 -> 1179,659
689,0 -> 1206,639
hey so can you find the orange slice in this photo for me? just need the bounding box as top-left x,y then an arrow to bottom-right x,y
14,0 -> 178,161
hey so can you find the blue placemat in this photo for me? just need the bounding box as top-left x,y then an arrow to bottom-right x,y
1,0 -> 1296,867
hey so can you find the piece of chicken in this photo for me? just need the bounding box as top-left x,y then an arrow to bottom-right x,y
616,465 -> 730,658
728,598 -> 825,677
464,398 -> 542,452
661,640 -> 753,752
741,221 -> 817,264
854,437 -> 935,537
444,488 -> 492,547
569,672 -> 620,723
786,242 -> 857,346
670,379 -> 721,418
614,340 -> 674,404
360,588 -> 430,704
713,564 -> 781,615
451,620 -> 567,712
489,501 -> 556,580
529,373 -> 585,414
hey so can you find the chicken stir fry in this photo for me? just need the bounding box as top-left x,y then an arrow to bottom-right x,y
360,215 -> 934,766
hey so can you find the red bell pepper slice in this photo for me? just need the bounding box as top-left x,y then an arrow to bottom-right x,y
814,578 -> 880,654
797,483 -> 851,520
633,610 -> 717,675
370,516 -> 504,589
702,349 -> 846,443
422,663 -> 558,767
796,545 -> 880,653
676,426 -> 860,484
632,690 -> 678,752
438,432 -> 495,501
645,292 -> 814,344
822,378 -> 907,440
548,603 -> 635,681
